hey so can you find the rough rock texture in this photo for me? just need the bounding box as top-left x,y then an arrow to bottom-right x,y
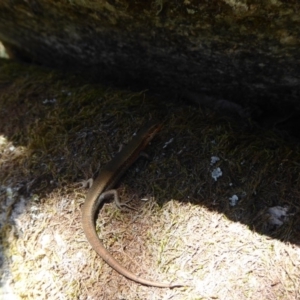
0,0 -> 299,115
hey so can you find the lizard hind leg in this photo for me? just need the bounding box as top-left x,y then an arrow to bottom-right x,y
99,189 -> 136,210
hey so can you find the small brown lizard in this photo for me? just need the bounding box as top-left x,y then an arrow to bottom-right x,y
81,121 -> 183,288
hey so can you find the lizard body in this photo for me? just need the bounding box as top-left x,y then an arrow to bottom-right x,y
82,121 -> 183,288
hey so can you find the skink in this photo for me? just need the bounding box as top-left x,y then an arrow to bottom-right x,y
82,121 -> 183,288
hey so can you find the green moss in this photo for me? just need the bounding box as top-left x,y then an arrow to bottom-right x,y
1,58 -> 300,242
